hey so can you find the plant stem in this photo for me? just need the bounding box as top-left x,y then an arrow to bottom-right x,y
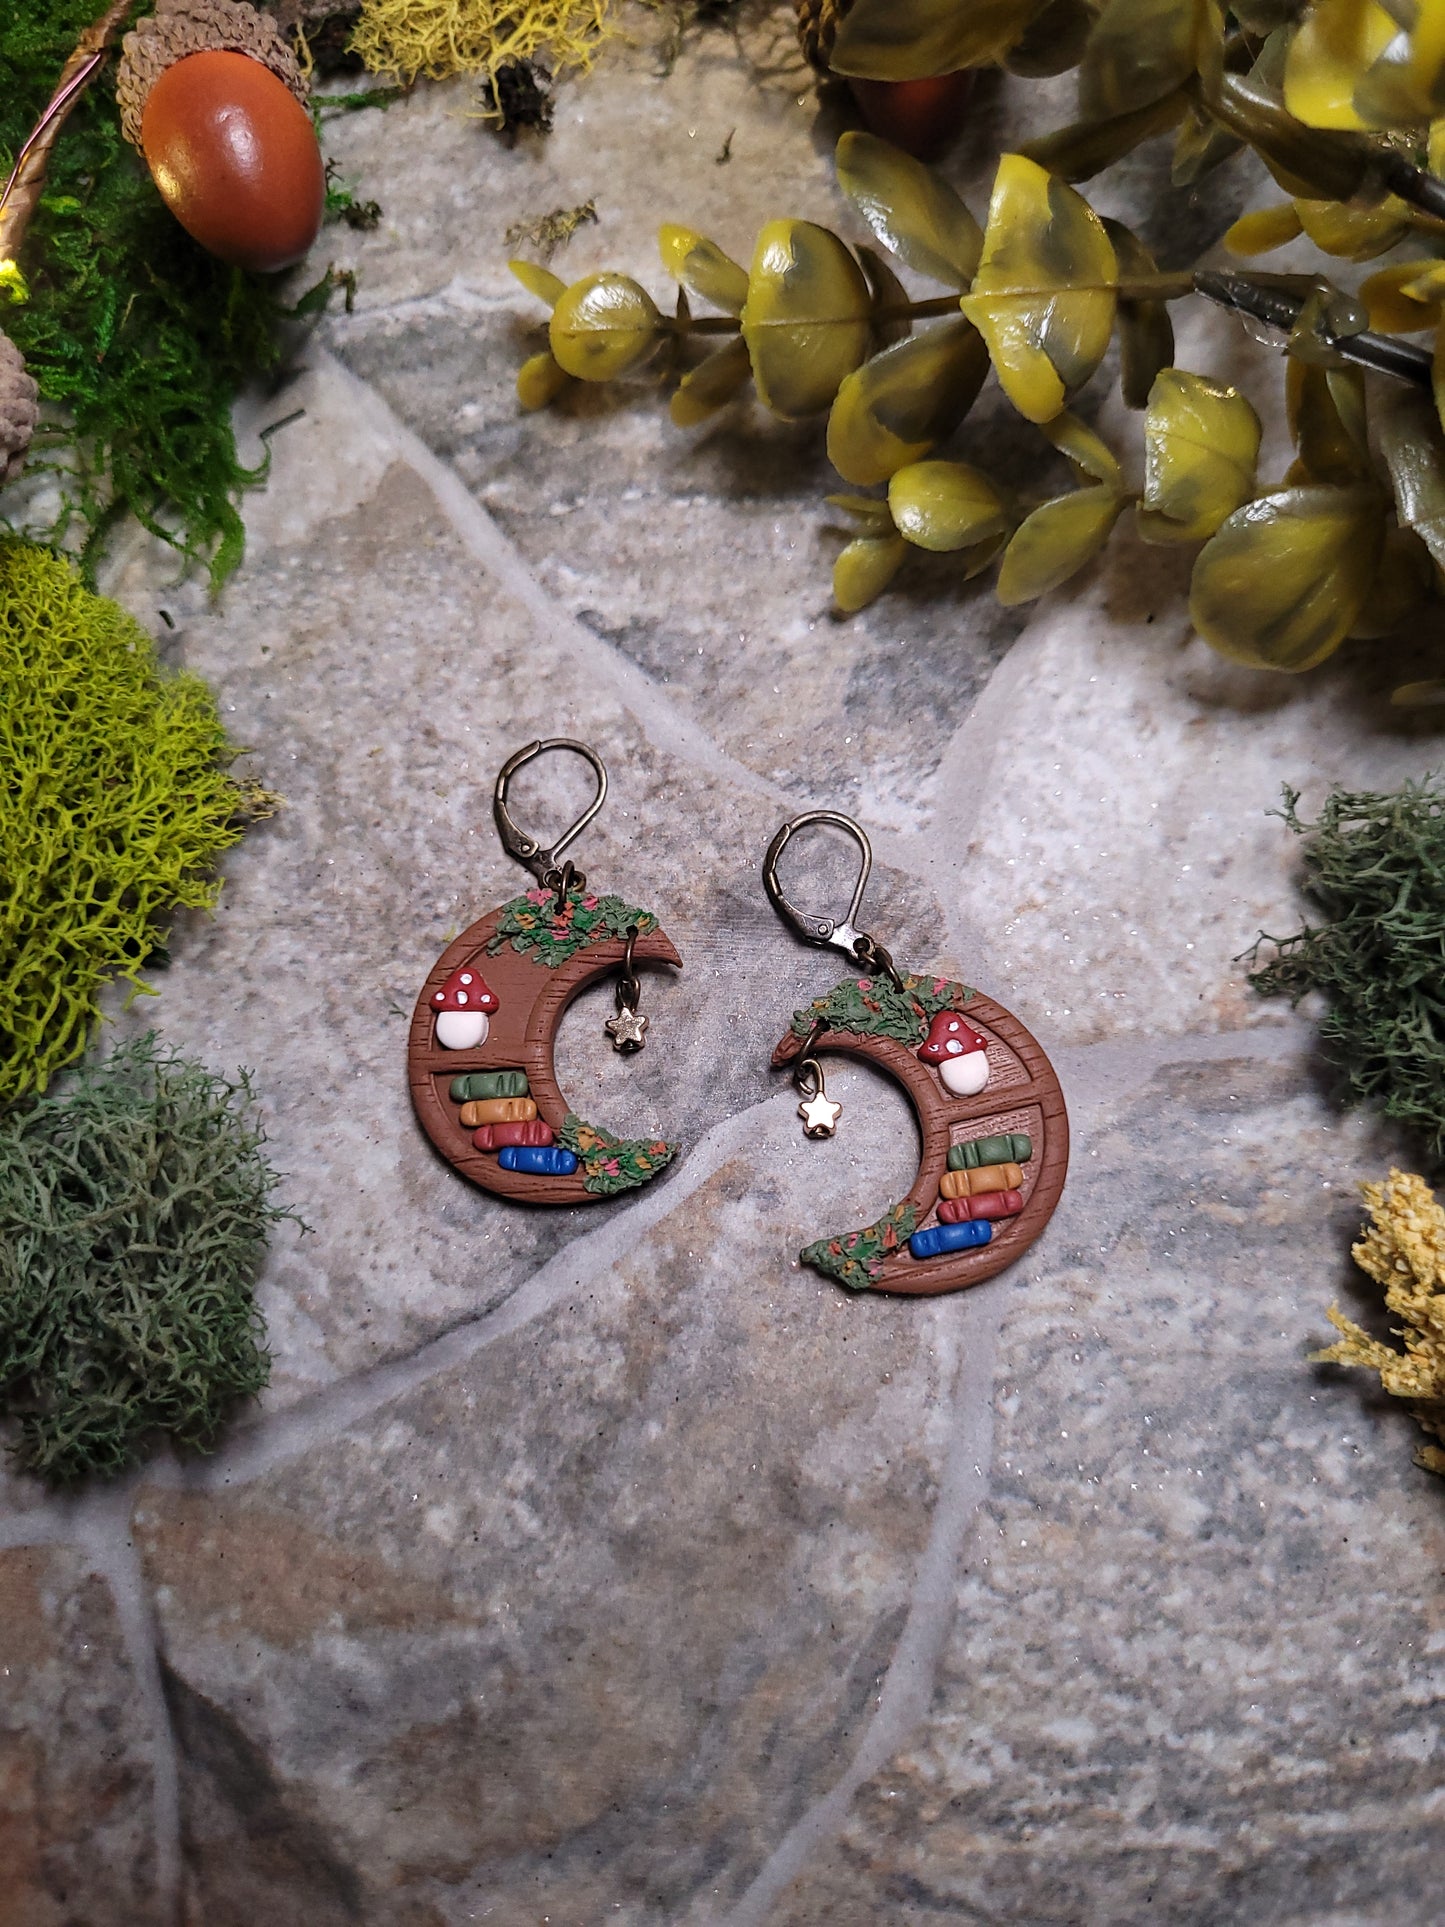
0,0 -> 133,267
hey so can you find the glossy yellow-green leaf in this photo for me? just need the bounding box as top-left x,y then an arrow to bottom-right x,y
510,260 -> 567,309
1223,202 -> 1302,255
1138,368 -> 1261,541
1351,28 -> 1433,129
888,460 -> 1010,552
1430,116 -> 1445,177
1104,218 -> 1175,408
834,534 -> 908,611
1377,383 -> 1445,571
960,154 -> 1118,425
741,220 -> 872,420
827,319 -> 989,485
1287,361 -> 1370,483
549,274 -> 662,381
1293,195 -> 1409,260
1004,0 -> 1093,76
1411,5 -> 1445,120
658,227 -> 749,315
1079,0 -> 1204,120
995,488 -> 1124,603
516,351 -> 571,410
1172,99 -> 1243,183
670,337 -> 752,427
827,493 -> 894,533
856,244 -> 912,349
1360,260 -> 1445,333
1282,0 -> 1396,129
1188,485 -> 1384,670
1045,411 -> 1122,488
835,134 -> 983,291
1403,262 -> 1445,305
1392,679 -> 1445,707
1211,70 -> 1373,200
1022,90 -> 1188,182
829,0 -> 1037,81
1347,527 -> 1433,637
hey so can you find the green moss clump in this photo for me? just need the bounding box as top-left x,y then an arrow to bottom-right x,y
801,1199 -> 919,1293
487,885 -> 660,967
0,538 -> 262,1102
1249,781 -> 1445,1162
558,1112 -> 676,1195
0,1 -> 336,584
0,1033 -> 286,1484
790,971 -> 976,1048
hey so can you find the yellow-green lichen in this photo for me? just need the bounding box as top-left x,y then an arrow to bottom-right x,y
349,0 -> 618,89
1315,1169 -> 1445,1475
0,539 -> 265,1102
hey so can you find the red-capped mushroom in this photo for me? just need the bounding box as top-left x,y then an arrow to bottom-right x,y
917,1010 -> 990,1096
432,963 -> 499,1050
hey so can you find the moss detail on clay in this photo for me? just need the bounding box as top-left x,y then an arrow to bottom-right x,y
558,1113 -> 676,1196
791,971 -> 976,1049
0,539 -> 270,1103
0,1034 -> 289,1485
802,1198 -> 919,1293
488,886 -> 659,968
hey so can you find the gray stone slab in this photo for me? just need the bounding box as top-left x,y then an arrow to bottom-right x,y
0,1543 -> 163,1926
763,1048 -> 1445,1927
132,1098 -> 970,1924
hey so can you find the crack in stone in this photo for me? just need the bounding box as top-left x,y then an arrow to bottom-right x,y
0,1022 -> 1310,1554
146,1088 -> 797,1494
713,1282 -> 1009,1927
325,277 -> 517,330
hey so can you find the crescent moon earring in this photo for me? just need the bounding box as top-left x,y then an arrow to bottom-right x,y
408,739 -> 682,1203
763,811 -> 1068,1297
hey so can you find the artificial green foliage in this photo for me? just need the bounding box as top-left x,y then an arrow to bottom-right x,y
0,1033 -> 284,1484
558,1112 -> 676,1195
0,1 -> 337,583
801,1199 -> 919,1293
487,885 -> 659,966
510,5 -> 1445,678
0,539 -> 259,1102
790,971 -> 977,1048
1249,781 -> 1445,1162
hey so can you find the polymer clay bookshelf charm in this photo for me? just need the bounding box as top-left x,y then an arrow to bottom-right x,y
763,812 -> 1068,1296
408,739 -> 681,1203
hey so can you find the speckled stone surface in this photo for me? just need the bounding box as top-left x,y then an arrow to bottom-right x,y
4,10 -> 1445,1925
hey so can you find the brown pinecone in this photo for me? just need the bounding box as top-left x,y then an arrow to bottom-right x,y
116,0 -> 308,149
795,0 -> 854,73
0,332 -> 39,487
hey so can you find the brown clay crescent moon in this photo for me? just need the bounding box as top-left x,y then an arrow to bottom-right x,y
772,990 -> 1068,1296
409,904 -> 682,1205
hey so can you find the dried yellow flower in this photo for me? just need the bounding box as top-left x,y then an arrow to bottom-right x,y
1315,1169 -> 1445,1474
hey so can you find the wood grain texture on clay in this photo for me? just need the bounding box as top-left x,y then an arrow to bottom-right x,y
772,992 -> 1068,1295
409,907 -> 681,1205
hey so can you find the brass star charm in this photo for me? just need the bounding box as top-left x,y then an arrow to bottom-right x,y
798,1090 -> 843,1138
605,1005 -> 649,1053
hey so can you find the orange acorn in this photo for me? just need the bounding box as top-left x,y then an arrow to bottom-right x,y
116,0 -> 323,274
793,0 -> 974,162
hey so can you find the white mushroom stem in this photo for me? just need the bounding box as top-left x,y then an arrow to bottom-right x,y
436,1010 -> 489,1050
939,1049 -> 989,1096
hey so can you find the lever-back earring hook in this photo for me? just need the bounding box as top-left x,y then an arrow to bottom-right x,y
763,810 -> 904,989
494,739 -> 608,903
